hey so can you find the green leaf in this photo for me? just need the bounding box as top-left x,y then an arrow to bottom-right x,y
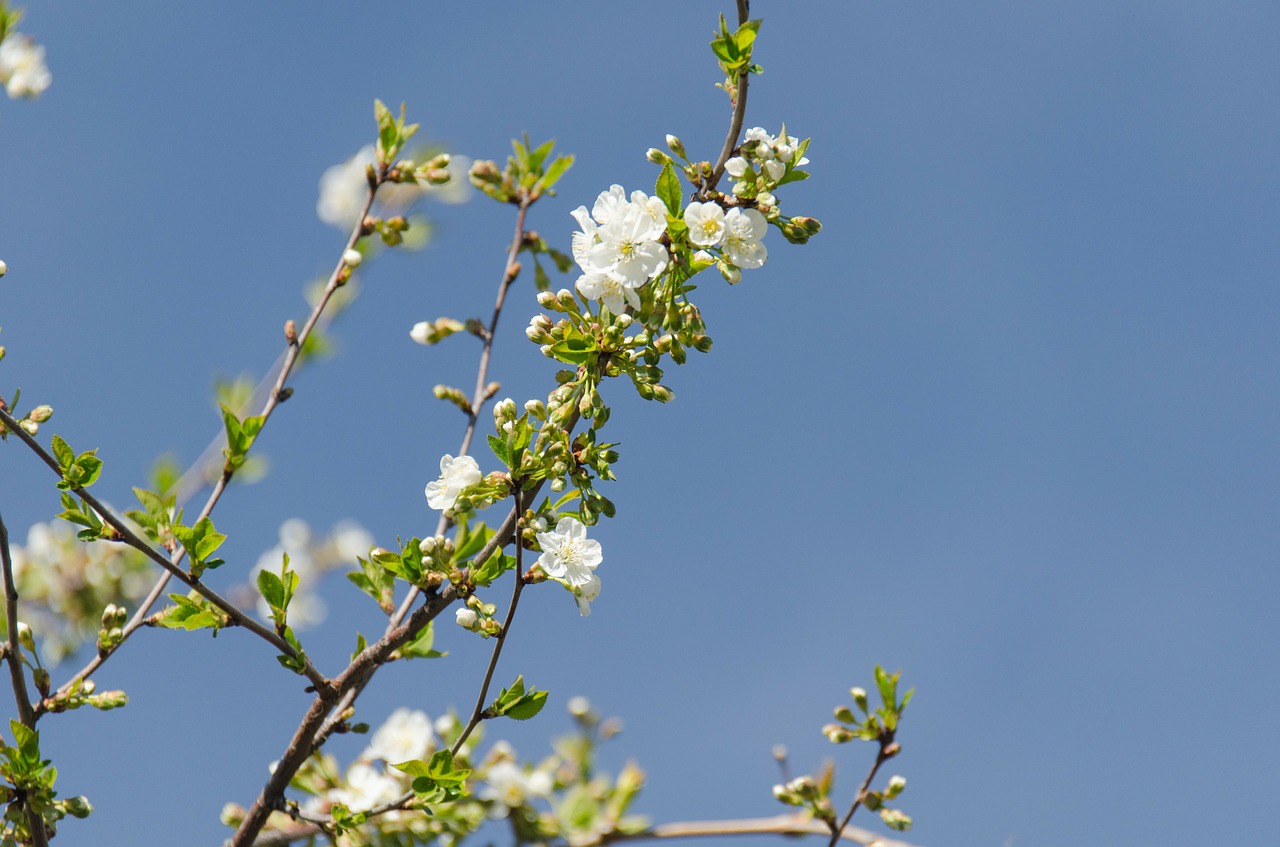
400,621 -> 446,660
542,154 -> 574,189
257,569 -> 284,611
506,689 -> 548,721
487,434 -> 511,469
656,163 -> 682,216
51,435 -> 73,469
352,632 -> 368,662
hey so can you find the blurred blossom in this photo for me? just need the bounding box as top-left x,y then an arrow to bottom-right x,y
317,145 -> 471,230
247,518 -> 374,630
365,708 -> 434,764
0,33 -> 51,99
4,522 -> 151,663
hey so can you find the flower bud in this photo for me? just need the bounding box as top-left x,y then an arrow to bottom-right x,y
343,248 -> 364,268
556,288 -> 577,310
524,399 -> 547,419
27,404 -> 53,423
19,419 -> 38,435
886,775 -> 907,798
0,346 -> 6,362
102,605 -> 119,627
418,537 -> 437,554
651,385 -> 674,403
537,290 -> 559,309
718,262 -> 742,284
834,705 -> 856,724
550,477 -> 566,492
822,723 -> 854,744
646,148 -> 673,165
0,260 -> 7,276
724,156 -> 749,178
851,687 -> 869,712
879,808 -> 913,831
63,796 -> 93,818
665,135 -> 687,159
455,608 -> 478,629
16,621 -> 34,652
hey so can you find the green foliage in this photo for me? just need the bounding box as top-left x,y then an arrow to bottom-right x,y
220,405 -> 264,474
155,591 -> 229,633
374,99 -> 420,168
50,434 -> 103,491
710,14 -> 763,77
394,749 -> 471,803
485,675 -> 548,722
469,136 -> 574,205
171,516 -> 227,579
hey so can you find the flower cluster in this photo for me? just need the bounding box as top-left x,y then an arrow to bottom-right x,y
684,202 -> 768,278
0,32 -> 50,99
723,125 -> 810,208
571,186 -> 670,315
479,741 -> 554,817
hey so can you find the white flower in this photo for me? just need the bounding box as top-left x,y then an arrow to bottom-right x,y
0,260 -> 7,277
762,159 -> 786,183
330,763 -> 401,812
724,156 -> 750,178
573,573 -> 601,617
585,204 -> 668,285
536,517 -> 602,588
575,270 -> 640,316
483,761 -> 553,810
590,184 -> 630,225
683,202 -> 726,248
455,607 -> 478,629
722,207 -> 768,270
367,708 -> 433,764
425,454 -> 481,511
0,35 -> 51,99
317,145 -> 465,230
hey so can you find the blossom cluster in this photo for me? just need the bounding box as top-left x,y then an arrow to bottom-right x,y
723,125 -> 810,208
0,31 -> 50,99
571,186 -> 670,315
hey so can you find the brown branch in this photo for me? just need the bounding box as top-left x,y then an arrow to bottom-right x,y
0,406 -> 330,696
828,745 -> 894,847
706,0 -> 753,193
614,813 -> 921,847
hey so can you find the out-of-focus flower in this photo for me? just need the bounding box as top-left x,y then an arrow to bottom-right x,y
0,34 -> 50,99
366,708 -> 433,764
317,145 -> 471,230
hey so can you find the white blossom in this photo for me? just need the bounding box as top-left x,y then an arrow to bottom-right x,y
455,607 -> 478,629
366,708 -> 433,764
570,186 -> 670,313
724,156 -> 750,178
575,270 -> 640,316
536,517 -> 602,588
317,145 -> 470,230
330,763 -> 401,812
722,207 -> 768,270
683,202 -> 726,248
585,204 -> 668,285
0,35 -> 50,99
425,454 -> 481,511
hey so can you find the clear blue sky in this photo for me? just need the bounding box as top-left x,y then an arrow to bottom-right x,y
2,2 -> 1278,845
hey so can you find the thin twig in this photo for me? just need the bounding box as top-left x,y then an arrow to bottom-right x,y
828,747 -> 893,847
0,406 -> 330,695
0,514 -> 49,847
451,487 -> 526,755
706,0 -> 753,193
32,183 -> 381,708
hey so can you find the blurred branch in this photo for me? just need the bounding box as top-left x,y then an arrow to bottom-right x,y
35,179 -> 382,706
0,408 -> 330,697
613,813 -> 920,847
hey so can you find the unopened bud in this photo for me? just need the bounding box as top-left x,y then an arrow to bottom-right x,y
536,290 -> 559,309
646,148 -> 673,165
19,419 -> 37,435
284,319 -> 298,346
886,775 -> 907,798
63,796 -> 93,818
665,134 -> 687,159
28,404 -> 52,423
823,723 -> 854,744
879,808 -> 912,831
851,687 -> 868,711
719,262 -> 742,284
556,288 -> 577,309
651,385 -> 674,403
16,621 -> 34,652
455,608 -> 478,629
343,248 -> 364,268
834,705 -> 856,724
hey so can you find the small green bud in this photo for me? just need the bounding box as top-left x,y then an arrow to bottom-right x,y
0,346 -> 6,361
665,134 -> 687,159
879,808 -> 912,831
718,261 -> 742,284
550,477 -> 566,492
834,705 -> 857,724
885,775 -> 907,799
556,288 -> 577,310
102,605 -> 119,627
536,290 -> 559,309
651,385 -> 674,403
64,795 -> 93,818
822,723 -> 854,744
851,687 -> 869,712
862,791 -> 883,811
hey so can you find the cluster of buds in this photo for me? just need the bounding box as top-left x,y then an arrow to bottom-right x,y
724,126 -> 809,207
96,603 -> 128,652
454,595 -> 501,637
493,397 -> 519,433
388,152 -> 452,187
2,401 -> 53,437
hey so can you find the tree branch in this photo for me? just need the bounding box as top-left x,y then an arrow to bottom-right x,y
706,0 -> 753,193
0,406 -> 330,696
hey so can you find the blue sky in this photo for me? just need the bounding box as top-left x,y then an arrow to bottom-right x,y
2,2 -> 1278,845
